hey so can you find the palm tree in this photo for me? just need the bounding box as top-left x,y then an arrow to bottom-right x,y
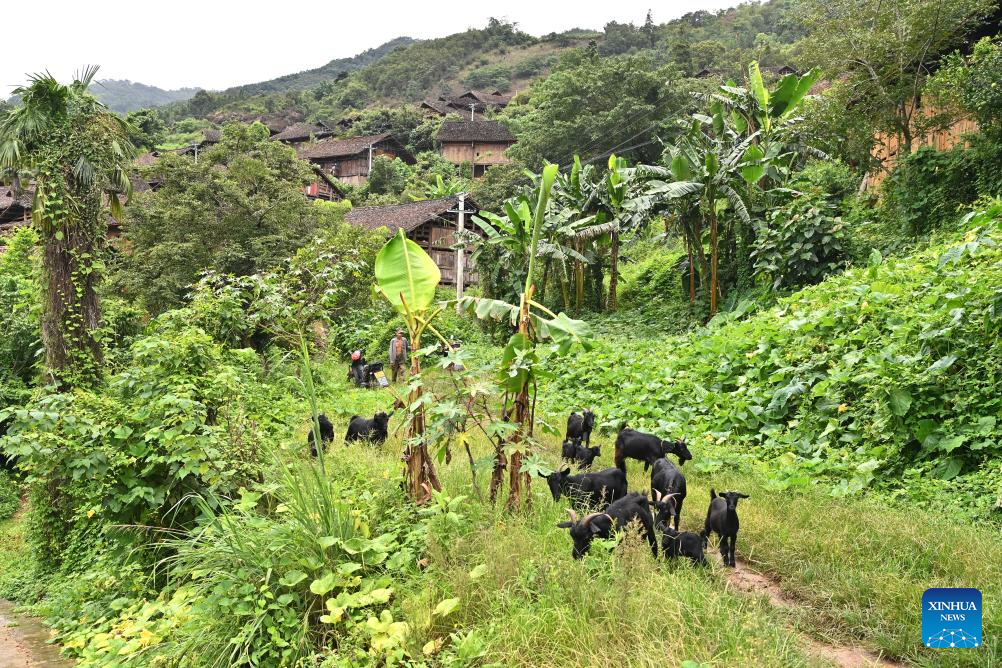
0,67 -> 134,386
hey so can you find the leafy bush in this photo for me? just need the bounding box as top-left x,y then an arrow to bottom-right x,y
0,227 -> 41,403
752,194 -> 849,289
881,145 -> 981,236
0,471 -> 20,521
791,159 -> 860,202
545,202 -> 1002,517
47,451 -> 442,667
119,123 -> 337,313
461,64 -> 513,92
1,324 -> 283,567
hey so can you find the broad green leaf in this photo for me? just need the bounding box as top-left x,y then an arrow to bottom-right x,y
279,570 -> 308,588
374,229 -> 440,314
740,144 -> 766,185
888,388 -> 912,416
310,571 -> 338,596
433,597 -> 461,617
670,154 -> 692,181
468,564 -> 488,581
926,355 -> 957,373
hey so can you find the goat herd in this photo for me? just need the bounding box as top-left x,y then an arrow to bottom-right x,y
307,408 -> 749,567
550,410 -> 749,566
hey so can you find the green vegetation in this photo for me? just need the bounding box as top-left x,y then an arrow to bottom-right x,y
3,3 -> 1002,666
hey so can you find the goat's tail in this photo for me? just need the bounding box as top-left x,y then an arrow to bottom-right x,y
709,488 -> 717,499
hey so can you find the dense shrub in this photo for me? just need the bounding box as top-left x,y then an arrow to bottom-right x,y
752,194 -> 850,289
0,471 -> 20,521
461,64 -> 513,92
0,324 -> 288,567
881,145 -> 981,236
119,123 -> 337,313
0,227 -> 41,403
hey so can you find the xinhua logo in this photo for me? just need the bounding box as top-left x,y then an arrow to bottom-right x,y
923,588 -> 982,649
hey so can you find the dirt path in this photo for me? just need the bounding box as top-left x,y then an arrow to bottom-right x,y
718,556 -> 905,668
0,600 -> 74,667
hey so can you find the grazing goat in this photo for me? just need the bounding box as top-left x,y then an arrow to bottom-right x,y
659,526 -> 707,565
345,412 -> 390,445
573,444 -> 601,470
702,489 -> 749,567
651,459 -> 686,531
614,427 -> 692,472
306,413 -> 335,456
545,467 -> 627,508
556,492 -> 658,559
566,410 -> 596,447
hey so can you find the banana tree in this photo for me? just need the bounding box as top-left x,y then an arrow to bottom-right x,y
373,230 -> 450,503
460,164 -> 592,511
636,119 -> 759,316
712,61 -> 823,184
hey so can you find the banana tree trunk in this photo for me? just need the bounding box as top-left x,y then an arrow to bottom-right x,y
607,230 -> 620,311
574,240 -> 585,314
687,242 -> 696,304
403,349 -> 441,503
709,208 -> 719,316
558,263 -> 571,312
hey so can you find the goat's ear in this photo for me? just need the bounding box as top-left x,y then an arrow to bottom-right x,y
737,493 -> 750,499
561,467 -> 571,476
556,521 -> 573,529
590,523 -> 604,534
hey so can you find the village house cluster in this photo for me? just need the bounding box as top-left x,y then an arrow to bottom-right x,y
0,90 -> 516,288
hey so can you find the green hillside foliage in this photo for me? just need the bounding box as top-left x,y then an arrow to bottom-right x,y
545,203 -> 1002,519
223,36 -> 416,98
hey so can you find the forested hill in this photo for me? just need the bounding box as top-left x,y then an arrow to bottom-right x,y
89,79 -> 199,113
162,0 -> 805,123
219,36 -> 417,98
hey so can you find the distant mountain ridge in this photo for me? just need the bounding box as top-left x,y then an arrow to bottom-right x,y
90,80 -> 200,113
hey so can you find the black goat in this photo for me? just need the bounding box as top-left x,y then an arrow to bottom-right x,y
556,492 -> 658,559
573,444 -> 601,470
306,413 -> 335,456
614,427 -> 692,472
659,525 -> 707,565
702,489 -> 749,568
545,467 -> 627,508
345,412 -> 390,445
561,439 -> 580,462
651,459 -> 686,531
566,410 -> 596,447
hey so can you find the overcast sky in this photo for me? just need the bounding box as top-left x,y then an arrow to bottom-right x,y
2,0 -> 739,96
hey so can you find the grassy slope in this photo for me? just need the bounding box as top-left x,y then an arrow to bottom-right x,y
299,358 -> 1000,667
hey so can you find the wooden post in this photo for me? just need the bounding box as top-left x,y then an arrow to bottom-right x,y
455,192 -> 466,311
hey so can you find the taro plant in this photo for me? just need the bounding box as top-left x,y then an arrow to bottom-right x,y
460,164 -> 592,510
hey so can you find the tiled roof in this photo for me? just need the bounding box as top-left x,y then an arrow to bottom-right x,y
437,120 -> 515,143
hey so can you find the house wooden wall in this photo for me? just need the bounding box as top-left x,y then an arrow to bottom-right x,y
313,147 -> 399,186
440,142 -> 512,167
409,220 -> 478,286
868,107 -> 979,189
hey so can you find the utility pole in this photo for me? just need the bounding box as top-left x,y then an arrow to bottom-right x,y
192,142 -> 199,164
455,192 -> 466,311
367,144 -> 373,176
469,102 -> 476,121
